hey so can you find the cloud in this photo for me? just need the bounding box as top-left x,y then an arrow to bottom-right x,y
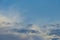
5,24 -> 49,40
0,24 -> 60,40
0,0 -> 60,40
0,6 -> 24,28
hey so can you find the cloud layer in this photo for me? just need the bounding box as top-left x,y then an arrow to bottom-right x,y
0,24 -> 60,40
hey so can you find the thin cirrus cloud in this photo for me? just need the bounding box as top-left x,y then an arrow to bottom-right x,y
0,7 -> 24,28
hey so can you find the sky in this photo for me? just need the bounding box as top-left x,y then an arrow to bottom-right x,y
0,0 -> 60,40
0,0 -> 60,26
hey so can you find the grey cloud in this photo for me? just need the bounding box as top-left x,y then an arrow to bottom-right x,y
0,24 -> 60,40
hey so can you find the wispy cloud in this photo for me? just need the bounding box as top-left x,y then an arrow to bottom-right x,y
0,5 -> 25,28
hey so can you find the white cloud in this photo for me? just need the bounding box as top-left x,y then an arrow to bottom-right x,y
0,24 -> 60,40
0,7 -> 24,28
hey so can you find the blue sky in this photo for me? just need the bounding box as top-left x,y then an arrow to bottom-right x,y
0,0 -> 60,40
0,0 -> 60,26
